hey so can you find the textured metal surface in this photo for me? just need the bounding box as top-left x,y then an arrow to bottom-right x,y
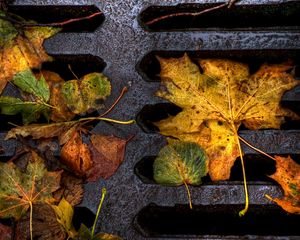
4,0 -> 300,239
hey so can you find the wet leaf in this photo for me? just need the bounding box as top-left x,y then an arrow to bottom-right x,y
60,131 -> 93,176
155,54 -> 299,180
0,13 -> 60,94
52,198 -> 77,239
76,224 -> 122,240
154,141 -> 208,186
15,204 -> 66,240
267,156 -> 300,214
61,73 -> 111,115
0,151 -> 62,220
86,134 -> 127,181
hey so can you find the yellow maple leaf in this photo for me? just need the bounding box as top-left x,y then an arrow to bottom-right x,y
155,54 -> 299,182
0,15 -> 60,94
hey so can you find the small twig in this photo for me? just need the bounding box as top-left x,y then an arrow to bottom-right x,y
68,64 -> 79,80
146,0 -> 238,26
100,87 -> 128,117
238,136 -> 276,161
0,11 -> 102,28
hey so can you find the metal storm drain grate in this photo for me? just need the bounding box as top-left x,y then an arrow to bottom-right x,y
2,0 -> 300,239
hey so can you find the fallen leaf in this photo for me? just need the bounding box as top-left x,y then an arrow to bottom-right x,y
54,171 -> 84,206
38,70 -> 75,122
0,12 -> 60,94
15,203 -> 67,240
5,121 -> 77,140
267,156 -> 300,214
0,150 -> 62,220
0,223 -> 12,240
86,134 -> 127,181
61,73 -> 111,115
154,141 -> 208,186
52,198 -> 77,239
60,131 -> 92,176
155,54 -> 299,180
0,96 -> 50,124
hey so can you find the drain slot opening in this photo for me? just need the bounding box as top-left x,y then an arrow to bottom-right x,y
7,5 -> 104,32
139,2 -> 300,31
134,204 -> 300,237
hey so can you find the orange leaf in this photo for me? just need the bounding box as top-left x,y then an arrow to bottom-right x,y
267,156 -> 300,214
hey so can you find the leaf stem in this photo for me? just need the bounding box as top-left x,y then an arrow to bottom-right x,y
238,136 -> 276,161
91,187 -> 107,238
183,181 -> 193,209
80,117 -> 135,125
100,87 -> 128,117
232,126 -> 249,216
29,201 -> 33,240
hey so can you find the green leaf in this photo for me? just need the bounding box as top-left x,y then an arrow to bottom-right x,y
0,12 -> 18,45
52,198 -> 77,239
94,233 -> 122,240
62,73 -> 111,115
153,141 -> 208,186
76,225 -> 122,240
0,96 -> 50,124
12,69 -> 50,102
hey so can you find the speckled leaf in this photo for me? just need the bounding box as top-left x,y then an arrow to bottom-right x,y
267,156 -> 300,214
62,73 -> 111,115
154,141 -> 208,186
0,12 -> 60,94
155,54 -> 299,181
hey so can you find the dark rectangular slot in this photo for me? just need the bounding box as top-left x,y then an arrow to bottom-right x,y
138,50 -> 300,82
7,5 -> 104,32
134,204 -> 300,237
135,155 -> 300,184
139,2 -> 300,31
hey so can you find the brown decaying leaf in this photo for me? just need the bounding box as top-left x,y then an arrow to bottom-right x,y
5,121 -> 77,140
0,223 -> 12,240
60,131 -> 93,176
54,171 -> 84,206
86,134 -> 127,181
15,204 -> 67,240
267,156 -> 300,214
36,71 -> 75,122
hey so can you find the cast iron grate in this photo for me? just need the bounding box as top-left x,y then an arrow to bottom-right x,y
2,0 -> 300,239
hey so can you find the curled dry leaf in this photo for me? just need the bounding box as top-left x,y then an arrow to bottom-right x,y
15,203 -> 66,240
155,54 -> 299,181
5,121 -> 77,140
267,156 -> 300,214
0,150 -> 62,220
60,131 -> 93,176
0,11 -> 60,94
86,134 -> 127,181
